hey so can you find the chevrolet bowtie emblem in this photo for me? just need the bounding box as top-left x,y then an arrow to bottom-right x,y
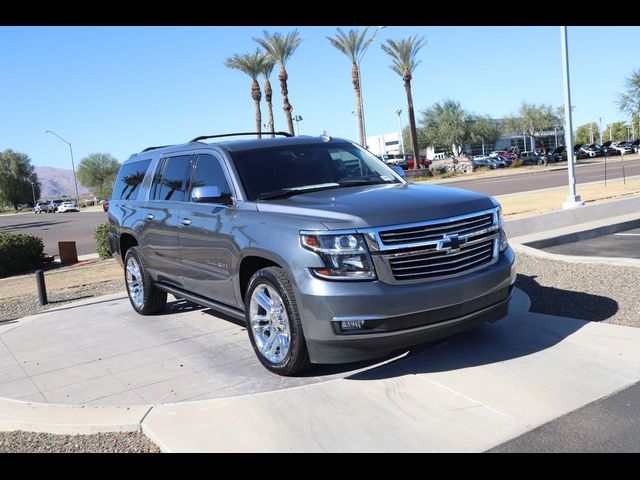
437,234 -> 461,253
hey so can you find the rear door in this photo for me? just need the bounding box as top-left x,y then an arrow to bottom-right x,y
140,154 -> 193,285
178,152 -> 238,307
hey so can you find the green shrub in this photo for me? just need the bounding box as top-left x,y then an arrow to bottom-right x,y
429,161 -> 448,176
0,233 -> 44,277
94,223 -> 113,259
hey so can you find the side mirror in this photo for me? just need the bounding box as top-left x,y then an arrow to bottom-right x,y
391,165 -> 405,178
191,185 -> 233,205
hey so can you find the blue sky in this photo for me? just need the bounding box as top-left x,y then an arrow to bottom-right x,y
1,25 -> 639,169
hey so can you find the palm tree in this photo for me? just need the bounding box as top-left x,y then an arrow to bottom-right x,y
224,50 -> 265,138
259,53 -> 277,138
327,27 -> 374,147
254,30 -> 303,136
381,35 -> 427,170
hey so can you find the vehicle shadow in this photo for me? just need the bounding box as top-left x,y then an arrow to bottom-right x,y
346,278 -> 618,381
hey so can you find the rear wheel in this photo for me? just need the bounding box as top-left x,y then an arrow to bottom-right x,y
124,246 -> 166,315
245,267 -> 311,376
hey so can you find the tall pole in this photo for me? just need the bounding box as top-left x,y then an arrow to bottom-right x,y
44,130 -> 81,208
598,117 -> 603,144
30,182 -> 36,207
395,108 -> 405,155
560,26 -> 584,209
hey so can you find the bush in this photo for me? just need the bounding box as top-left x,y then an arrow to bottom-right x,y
0,233 -> 44,277
94,223 -> 113,259
510,159 -> 524,168
429,161 -> 448,176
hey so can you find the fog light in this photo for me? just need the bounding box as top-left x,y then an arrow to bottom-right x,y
341,320 -> 366,331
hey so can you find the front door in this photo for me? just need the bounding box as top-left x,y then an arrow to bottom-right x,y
179,153 -> 238,308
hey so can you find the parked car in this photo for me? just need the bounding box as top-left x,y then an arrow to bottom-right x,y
406,155 -> 431,169
108,133 -> 515,375
57,201 -> 79,213
45,199 -> 64,213
546,146 -> 566,162
487,157 -> 506,168
613,141 -> 634,154
34,202 -> 46,214
103,196 -> 111,212
520,151 -> 544,165
599,141 -> 621,156
472,157 -> 497,169
579,146 -> 597,158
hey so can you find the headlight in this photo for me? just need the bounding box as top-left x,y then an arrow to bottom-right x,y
300,232 -> 376,280
496,205 -> 508,252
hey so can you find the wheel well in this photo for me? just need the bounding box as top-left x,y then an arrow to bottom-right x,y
239,256 -> 281,302
119,233 -> 138,262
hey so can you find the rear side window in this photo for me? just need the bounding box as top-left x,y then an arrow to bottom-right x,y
154,155 -> 192,202
113,159 -> 151,201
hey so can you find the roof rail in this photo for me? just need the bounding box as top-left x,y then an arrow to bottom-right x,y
189,132 -> 293,143
141,145 -> 172,152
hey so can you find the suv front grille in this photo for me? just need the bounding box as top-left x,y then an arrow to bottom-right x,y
365,209 -> 500,283
378,212 -> 493,245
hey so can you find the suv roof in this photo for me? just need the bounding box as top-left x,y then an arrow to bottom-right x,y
125,134 -> 342,165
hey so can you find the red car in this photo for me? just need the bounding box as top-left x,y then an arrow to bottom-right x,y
406,156 -> 431,169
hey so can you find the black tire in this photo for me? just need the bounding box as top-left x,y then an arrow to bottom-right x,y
123,246 -> 167,315
244,266 -> 311,376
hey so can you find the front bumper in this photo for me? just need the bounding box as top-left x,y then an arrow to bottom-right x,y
294,247 -> 516,364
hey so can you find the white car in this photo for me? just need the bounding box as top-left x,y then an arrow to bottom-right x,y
57,201 -> 79,213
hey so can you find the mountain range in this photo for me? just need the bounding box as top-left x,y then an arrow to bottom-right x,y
35,166 -> 92,200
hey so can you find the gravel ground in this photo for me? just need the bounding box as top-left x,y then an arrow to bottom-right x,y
0,431 -> 160,453
0,277 -> 125,324
515,251 -> 640,327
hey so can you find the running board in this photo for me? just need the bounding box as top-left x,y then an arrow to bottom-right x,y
155,282 -> 245,321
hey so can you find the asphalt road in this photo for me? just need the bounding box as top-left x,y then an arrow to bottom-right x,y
490,381 -> 640,452
0,211 -> 107,257
542,227 -> 640,259
437,157 -> 640,196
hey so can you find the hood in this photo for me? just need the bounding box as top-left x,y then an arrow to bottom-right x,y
255,182 -> 496,230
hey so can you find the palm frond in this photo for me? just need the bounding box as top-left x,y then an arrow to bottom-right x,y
381,35 -> 427,77
326,27 -> 371,64
253,30 -> 303,66
224,49 -> 265,80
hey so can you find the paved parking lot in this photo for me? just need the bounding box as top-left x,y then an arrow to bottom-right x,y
0,211 -> 106,257
542,227 -> 640,259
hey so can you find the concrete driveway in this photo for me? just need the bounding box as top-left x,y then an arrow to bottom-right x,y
2,289 -> 640,452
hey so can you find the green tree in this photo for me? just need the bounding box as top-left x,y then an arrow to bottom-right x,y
76,153 -> 120,199
574,122 -> 600,146
0,150 -> 40,210
604,121 -> 630,142
468,115 -> 501,152
254,30 -> 303,136
503,102 -> 559,151
224,50 -> 265,139
418,99 -> 469,156
381,35 -> 427,171
259,53 -> 277,138
327,27 -> 376,147
617,69 -> 640,130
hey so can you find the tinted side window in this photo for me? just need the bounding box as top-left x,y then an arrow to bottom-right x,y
113,159 -> 151,201
157,155 -> 192,202
190,154 -> 232,202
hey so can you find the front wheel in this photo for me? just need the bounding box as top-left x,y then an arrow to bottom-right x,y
245,267 -> 311,376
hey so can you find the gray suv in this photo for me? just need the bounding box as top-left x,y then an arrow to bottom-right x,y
108,133 -> 515,375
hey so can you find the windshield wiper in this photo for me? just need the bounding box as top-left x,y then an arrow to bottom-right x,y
337,177 -> 395,186
257,184 -> 342,201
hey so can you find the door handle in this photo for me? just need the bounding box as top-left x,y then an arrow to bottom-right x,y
180,218 -> 192,226
146,214 -> 154,220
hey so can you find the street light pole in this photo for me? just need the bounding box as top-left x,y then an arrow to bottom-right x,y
293,115 -> 303,136
44,130 -> 81,208
358,26 -> 387,148
560,26 -> 584,209
598,117 -> 603,144
30,182 -> 36,208
395,108 -> 405,155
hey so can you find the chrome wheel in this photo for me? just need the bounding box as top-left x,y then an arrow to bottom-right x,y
126,256 -> 144,309
249,283 -> 290,364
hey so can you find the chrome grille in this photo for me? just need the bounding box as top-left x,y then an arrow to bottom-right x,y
365,208 -> 500,283
378,212 -> 493,245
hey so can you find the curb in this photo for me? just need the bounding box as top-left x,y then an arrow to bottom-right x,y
511,242 -> 640,268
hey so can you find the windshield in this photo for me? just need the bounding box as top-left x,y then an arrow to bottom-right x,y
230,141 -> 402,201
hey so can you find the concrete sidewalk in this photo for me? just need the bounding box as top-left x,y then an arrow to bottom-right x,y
3,287 -> 640,452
